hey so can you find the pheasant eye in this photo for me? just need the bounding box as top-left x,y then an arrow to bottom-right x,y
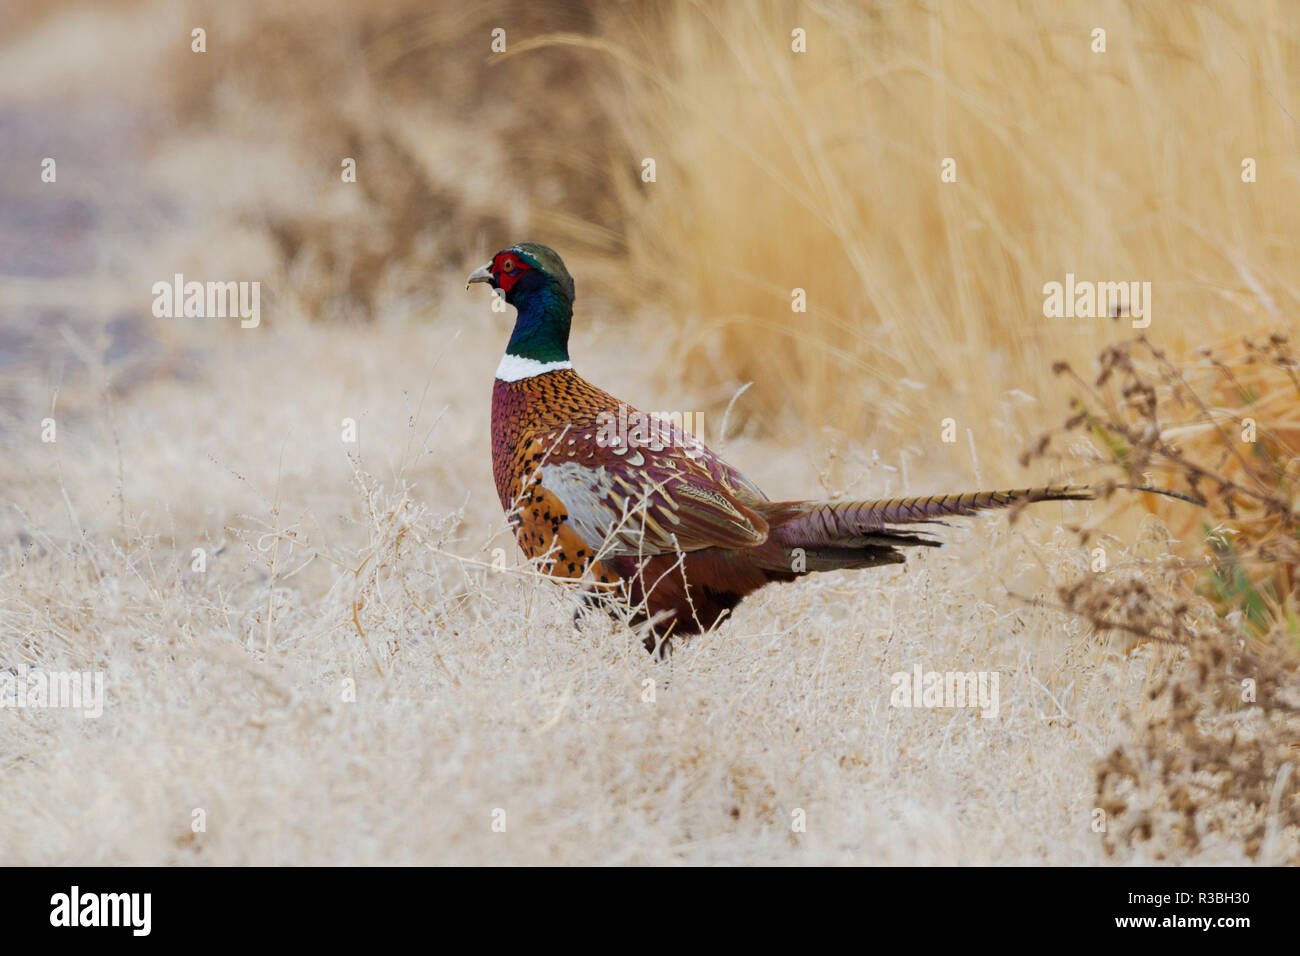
501,259 -> 514,272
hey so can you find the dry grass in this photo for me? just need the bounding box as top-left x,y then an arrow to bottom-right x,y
1,0 -> 1296,864
589,0 -> 1300,455
1024,331 -> 1300,862
9,316 -> 1286,865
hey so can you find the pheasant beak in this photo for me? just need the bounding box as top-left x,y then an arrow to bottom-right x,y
465,263 -> 495,290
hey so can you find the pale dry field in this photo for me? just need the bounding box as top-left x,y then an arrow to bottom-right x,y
1,0 -> 1295,864
1,313 -> 1234,865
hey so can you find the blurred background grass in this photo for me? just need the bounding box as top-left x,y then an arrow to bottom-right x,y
607,0 -> 1298,442
6,0 -> 1293,451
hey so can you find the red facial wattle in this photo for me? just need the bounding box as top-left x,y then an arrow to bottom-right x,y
493,254 -> 531,293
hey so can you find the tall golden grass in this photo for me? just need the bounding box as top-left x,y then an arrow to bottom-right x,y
541,0 -> 1299,467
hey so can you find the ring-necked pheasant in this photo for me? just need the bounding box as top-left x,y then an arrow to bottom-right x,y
468,242 -> 1190,645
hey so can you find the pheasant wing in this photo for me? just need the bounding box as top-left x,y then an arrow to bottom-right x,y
533,429 -> 769,556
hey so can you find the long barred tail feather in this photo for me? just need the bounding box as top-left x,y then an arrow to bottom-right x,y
767,483 -> 1200,550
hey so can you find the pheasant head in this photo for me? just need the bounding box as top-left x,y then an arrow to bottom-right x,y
467,242 -> 575,365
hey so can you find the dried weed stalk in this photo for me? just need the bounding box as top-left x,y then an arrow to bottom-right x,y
1026,330 -> 1300,862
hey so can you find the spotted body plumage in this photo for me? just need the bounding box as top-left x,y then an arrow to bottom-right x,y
467,242 -> 1194,645
491,369 -> 772,594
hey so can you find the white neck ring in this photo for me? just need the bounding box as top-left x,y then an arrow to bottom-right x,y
495,354 -> 573,382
